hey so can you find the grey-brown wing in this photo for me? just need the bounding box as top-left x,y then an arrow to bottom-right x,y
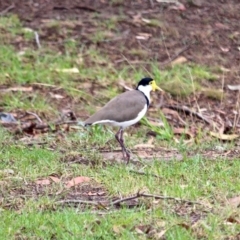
84,90 -> 147,124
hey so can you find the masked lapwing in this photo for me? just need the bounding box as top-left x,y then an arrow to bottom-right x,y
84,77 -> 163,163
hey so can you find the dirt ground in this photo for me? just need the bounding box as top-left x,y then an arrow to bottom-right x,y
1,0 -> 240,136
2,0 -> 239,71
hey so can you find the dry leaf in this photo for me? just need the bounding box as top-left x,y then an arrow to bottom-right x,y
132,13 -> 142,24
49,176 -> 61,183
49,93 -> 65,99
227,196 -> 240,208
210,132 -> 239,140
141,18 -> 151,24
112,225 -> 123,234
168,2 -> 186,11
23,27 -> 34,32
55,67 -> 79,73
178,222 -> 191,230
162,107 -> 187,125
135,227 -> 145,235
227,85 -> 240,91
171,56 -> 187,66
0,181 -> 8,186
134,144 -> 154,149
226,216 -> 240,224
154,229 -> 167,238
35,179 -> 51,185
4,169 -> 15,174
215,22 -> 229,30
66,176 -> 91,188
219,66 -> 231,72
191,0 -> 203,7
220,46 -> 229,52
97,191 -> 105,195
87,191 -> 105,196
148,120 -> 164,127
135,151 -> 148,158
136,33 -> 152,40
173,128 -> 194,139
147,137 -> 154,145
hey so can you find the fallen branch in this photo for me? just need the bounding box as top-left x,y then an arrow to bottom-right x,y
111,192 -> 203,206
22,141 -> 48,146
111,193 -> 143,206
164,105 -> 214,126
55,191 -> 204,209
26,111 -> 43,123
162,44 -> 191,67
53,5 -> 100,13
0,3 -> 15,16
56,199 -> 103,206
129,170 -> 162,179
140,193 -> 202,205
156,0 -> 180,3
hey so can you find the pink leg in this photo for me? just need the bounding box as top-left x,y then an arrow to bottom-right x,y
115,128 -> 130,163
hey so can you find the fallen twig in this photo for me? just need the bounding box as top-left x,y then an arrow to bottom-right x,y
164,105 -> 215,126
149,0 -> 154,8
77,210 -> 120,215
162,44 -> 191,66
26,120 -> 78,130
0,3 -> 15,16
34,31 -> 41,49
111,192 -> 203,206
129,170 -> 162,179
156,0 -> 180,3
56,199 -> 103,206
22,141 -> 48,146
55,192 -> 206,209
111,194 -> 142,206
53,5 -> 100,13
140,193 -> 202,205
26,111 -> 43,123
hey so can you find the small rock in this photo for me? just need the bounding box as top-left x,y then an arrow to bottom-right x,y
191,0 -> 203,7
214,145 -> 225,152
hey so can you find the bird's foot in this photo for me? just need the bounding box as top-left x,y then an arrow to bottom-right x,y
122,149 -> 130,164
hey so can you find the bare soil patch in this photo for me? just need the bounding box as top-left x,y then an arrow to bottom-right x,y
1,1 -> 239,72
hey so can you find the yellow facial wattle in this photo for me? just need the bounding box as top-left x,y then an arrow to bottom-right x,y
151,80 -> 163,92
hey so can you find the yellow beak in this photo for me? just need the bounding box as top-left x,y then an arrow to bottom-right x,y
152,80 -> 163,92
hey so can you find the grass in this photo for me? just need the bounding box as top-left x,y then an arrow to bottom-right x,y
0,14 -> 239,239
151,63 -> 217,97
1,131 -> 240,239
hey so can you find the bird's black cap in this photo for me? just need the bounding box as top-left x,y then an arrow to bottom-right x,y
136,77 -> 153,88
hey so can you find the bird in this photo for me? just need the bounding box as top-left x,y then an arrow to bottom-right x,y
84,77 -> 163,163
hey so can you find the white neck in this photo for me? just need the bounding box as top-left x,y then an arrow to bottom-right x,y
137,85 -> 152,103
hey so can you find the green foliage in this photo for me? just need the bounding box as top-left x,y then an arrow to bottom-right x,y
141,114 -> 173,140
152,63 -> 217,97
